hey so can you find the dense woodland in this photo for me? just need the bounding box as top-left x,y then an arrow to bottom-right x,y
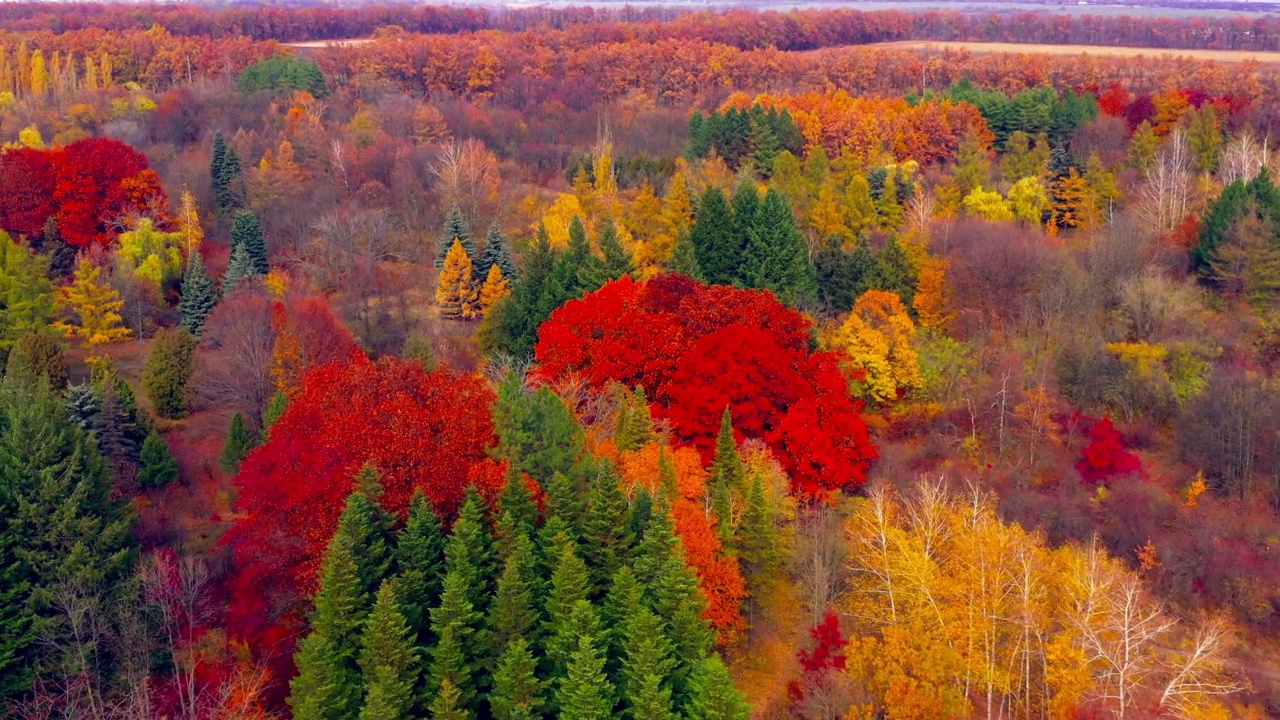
2,3 -> 1280,719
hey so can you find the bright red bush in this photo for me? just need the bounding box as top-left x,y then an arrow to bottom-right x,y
536,275 -> 877,495
1076,415 -> 1143,484
0,147 -> 57,238
222,356 -> 498,657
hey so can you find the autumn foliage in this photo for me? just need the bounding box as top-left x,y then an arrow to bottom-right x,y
1074,415 -> 1144,484
0,137 -> 169,245
537,275 -> 877,495
222,356 -> 499,656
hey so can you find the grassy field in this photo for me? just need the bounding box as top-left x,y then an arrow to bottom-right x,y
870,39 -> 1280,62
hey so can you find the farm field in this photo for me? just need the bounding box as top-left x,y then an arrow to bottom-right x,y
872,38 -> 1280,61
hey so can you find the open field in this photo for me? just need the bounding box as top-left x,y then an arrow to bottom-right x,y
870,39 -> 1280,61
286,37 -> 374,48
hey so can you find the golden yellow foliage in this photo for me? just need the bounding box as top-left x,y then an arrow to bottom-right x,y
435,240 -> 479,320
478,263 -> 511,315
536,193 -> 586,249
1185,471 -> 1209,509
912,258 -> 953,332
828,290 -> 923,404
56,258 -> 131,365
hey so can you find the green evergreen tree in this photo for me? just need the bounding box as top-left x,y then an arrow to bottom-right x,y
290,537 -> 370,719
5,332 -> 67,389
221,241 -> 258,295
340,466 -> 394,597
600,565 -> 644,688
555,616 -> 615,720
215,145 -> 244,211
210,131 -> 227,204
492,372 -> 590,485
686,111 -> 710,159
579,218 -> 635,289
543,544 -> 593,673
621,606 -> 678,720
436,205 -> 478,272
178,248 -> 217,337
709,408 -> 744,547
262,390 -> 288,432
748,114 -> 782,177
428,567 -> 481,712
669,229 -> 703,281
496,470 -> 538,558
444,487 -> 495,615
395,490 -> 446,669
220,412 -> 257,475
63,381 -> 98,430
230,211 -> 268,275
142,327 -> 197,419
873,236 -> 916,307
487,536 -> 540,661
614,385 -> 655,452
651,542 -> 714,703
478,221 -> 518,283
579,462 -> 634,587
742,188 -> 816,305
685,656 -> 749,720
491,637 -> 543,720
738,473 -> 779,609
359,581 -> 419,720
477,224 -> 559,357
0,377 -> 133,704
730,178 -> 761,270
138,430 -> 178,489
691,187 -> 738,286
429,678 -> 470,720
543,471 -> 585,540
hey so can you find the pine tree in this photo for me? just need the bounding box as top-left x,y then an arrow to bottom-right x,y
742,188 -> 816,305
685,657 -> 749,720
138,430 -> 178,488
478,221 -> 517,282
143,327 -> 197,419
496,470 -> 539,558
686,111 -> 710,159
436,206 -> 477,271
748,114 -> 781,177
555,617 -> 615,720
669,229 -> 702,280
221,241 -> 258,295
492,373 -> 590,485
445,487 -> 495,614
359,581 -> 419,720
614,385 -> 655,452
263,390 -> 288,431
650,539 -> 714,702
428,678 -> 470,720
491,637 -> 543,720
220,412 -> 257,475
600,565 -> 644,688
339,467 -> 394,597
691,187 -> 738,286
579,463 -> 634,588
179,249 -> 216,336
621,606 -> 678,720
230,211 -> 268,275
436,240 -> 480,320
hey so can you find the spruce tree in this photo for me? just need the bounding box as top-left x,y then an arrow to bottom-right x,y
492,372 -> 590,485
221,241 -> 257,295
730,178 -> 761,268
633,497 -> 677,586
685,656 -> 749,720
491,637 -> 543,720
138,430 -> 178,488
428,678 -> 469,720
359,581 -> 419,720
436,205 -> 477,270
230,211 -> 268,275
142,327 -> 197,419
487,537 -> 540,664
543,471 -> 585,540
555,616 -> 615,720
210,131 -> 227,203
5,333 -> 68,389
497,470 -> 539,558
396,490 -> 446,627
290,538 -> 369,719
649,537 -> 714,703
478,221 -> 518,284
37,217 -> 76,278
670,229 -> 703,281
444,487 -> 495,615
709,408 -> 744,547
220,412 -> 256,475
64,381 -> 99,430
579,462 -> 634,587
216,145 -> 244,211
263,390 -> 288,431
742,188 -> 817,305
477,225 -> 556,357
614,385 -> 655,452
748,114 -> 781,177
428,568 -> 482,712
0,377 -> 132,704
691,187 -> 738,286
178,248 -> 216,336
686,111 -> 710,159
543,546 -> 593,673
621,606 -> 678,720
737,473 -> 778,601
600,565 -> 644,687
596,218 -> 636,285
339,466 -> 394,597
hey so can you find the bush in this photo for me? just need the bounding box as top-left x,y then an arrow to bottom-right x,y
5,332 -> 68,388
142,327 -> 197,419
139,430 -> 179,489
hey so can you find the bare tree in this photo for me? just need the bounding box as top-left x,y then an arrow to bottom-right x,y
1136,129 -> 1192,235
1219,130 -> 1269,185
793,501 -> 848,626
194,287 -> 275,426
431,138 -> 500,223
141,553 -> 215,720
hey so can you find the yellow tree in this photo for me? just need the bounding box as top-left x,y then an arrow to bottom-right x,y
435,240 -> 479,320
912,258 -> 954,332
828,290 -> 923,404
843,173 -> 878,240
962,185 -> 1013,222
1051,169 -> 1091,231
625,181 -> 668,279
478,263 -> 511,315
809,177 -> 850,243
177,188 -> 204,255
29,49 -> 47,97
117,218 -> 185,290
56,258 -> 132,365
1007,176 -> 1048,227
